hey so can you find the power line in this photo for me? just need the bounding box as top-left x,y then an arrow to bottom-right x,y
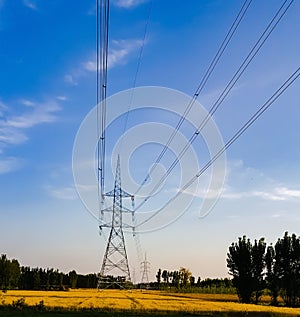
119,0 -> 153,154
135,67 -> 299,229
134,0 -> 294,211
134,0 -> 253,195
97,0 -> 110,199
112,0 -> 152,267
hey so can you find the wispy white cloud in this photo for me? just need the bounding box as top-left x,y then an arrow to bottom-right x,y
64,74 -> 78,86
47,185 -> 78,201
87,4 -> 96,15
182,160 -> 300,203
20,99 -> 35,107
23,0 -> 37,10
83,61 -> 96,72
220,187 -> 300,201
83,39 -> 143,71
221,160 -> 300,202
56,96 -> 68,101
5,101 -> 60,129
276,187 -> 300,198
0,127 -> 28,145
66,39 -> 143,85
109,39 -> 143,68
0,100 -> 8,117
0,157 -> 22,174
0,99 -> 61,151
85,1 -> 147,14
253,187 -> 300,201
112,0 -> 148,8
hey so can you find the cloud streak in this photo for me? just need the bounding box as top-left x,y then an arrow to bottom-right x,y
23,0 -> 37,10
6,102 -> 60,129
47,185 -> 78,201
83,39 -> 142,71
221,186 -> 300,201
112,0 -> 148,8
0,99 -> 61,173
0,157 -> 22,174
223,160 -> 300,202
0,127 -> 27,145
182,160 -> 300,204
65,39 -> 143,85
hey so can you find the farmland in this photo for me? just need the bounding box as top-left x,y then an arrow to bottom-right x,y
1,289 -> 300,316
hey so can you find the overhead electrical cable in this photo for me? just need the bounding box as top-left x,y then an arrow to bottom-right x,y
96,0 -> 100,203
134,0 -> 294,211
109,1 -> 153,264
97,0 -> 110,199
134,0 -> 253,195
97,0 -> 110,234
119,0 -> 153,154
135,67 -> 300,228
95,0 -> 110,245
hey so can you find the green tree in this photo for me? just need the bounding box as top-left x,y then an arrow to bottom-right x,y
190,275 -> 195,286
252,238 -> 266,304
0,254 -> 9,290
179,267 -> 192,288
0,255 -> 20,290
156,268 -> 161,287
58,272 -> 64,287
273,232 -> 300,307
39,268 -> 48,289
161,270 -> 168,284
20,266 -> 31,289
172,271 -> 180,288
265,244 -> 279,305
9,259 -> 20,289
33,268 -> 41,289
68,270 -> 78,288
227,236 -> 265,303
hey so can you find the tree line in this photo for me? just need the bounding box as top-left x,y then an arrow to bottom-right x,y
154,267 -> 234,293
0,254 -> 98,290
227,231 -> 300,307
0,255 -> 135,291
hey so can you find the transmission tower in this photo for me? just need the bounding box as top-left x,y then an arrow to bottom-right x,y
140,252 -> 150,287
97,156 -> 135,289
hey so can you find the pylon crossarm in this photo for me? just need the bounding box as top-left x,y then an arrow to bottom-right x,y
99,223 -> 112,229
120,189 -> 133,198
104,189 -> 131,198
101,207 -> 114,212
121,206 -> 134,213
120,224 -> 134,229
103,189 -> 114,197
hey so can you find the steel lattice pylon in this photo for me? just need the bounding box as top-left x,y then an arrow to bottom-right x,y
140,252 -> 150,287
97,156 -> 134,289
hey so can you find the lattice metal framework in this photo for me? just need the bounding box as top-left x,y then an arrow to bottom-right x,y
140,252 -> 150,286
97,156 -> 134,289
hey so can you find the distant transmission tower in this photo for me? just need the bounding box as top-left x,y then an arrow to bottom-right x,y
140,253 -> 150,287
97,156 -> 135,289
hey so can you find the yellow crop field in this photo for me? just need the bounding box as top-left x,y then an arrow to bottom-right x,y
1,289 -> 300,315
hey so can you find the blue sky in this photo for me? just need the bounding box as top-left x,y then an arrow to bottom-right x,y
0,0 -> 299,281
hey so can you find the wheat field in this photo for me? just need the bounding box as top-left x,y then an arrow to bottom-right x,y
1,289 -> 300,315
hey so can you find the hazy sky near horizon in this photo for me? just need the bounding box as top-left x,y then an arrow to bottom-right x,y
0,0 -> 299,282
